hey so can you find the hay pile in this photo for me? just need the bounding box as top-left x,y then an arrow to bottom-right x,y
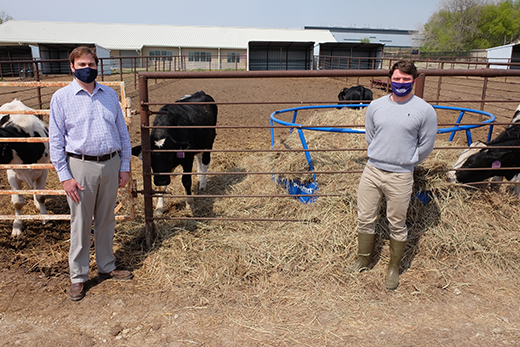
130,106 -> 520,299
2,104 -> 519,300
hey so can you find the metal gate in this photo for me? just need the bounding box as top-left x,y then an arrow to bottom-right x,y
0,81 -> 137,224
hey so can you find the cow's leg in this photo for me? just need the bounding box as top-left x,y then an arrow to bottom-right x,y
195,153 -> 209,191
155,185 -> 166,215
31,169 -> 48,224
7,170 -> 24,237
490,176 -> 503,192
511,174 -> 520,195
181,161 -> 194,209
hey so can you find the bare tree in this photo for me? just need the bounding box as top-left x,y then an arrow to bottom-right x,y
0,10 -> 13,24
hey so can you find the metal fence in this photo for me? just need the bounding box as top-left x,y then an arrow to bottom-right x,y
136,68 -> 520,247
0,81 -> 137,224
3,60 -> 520,246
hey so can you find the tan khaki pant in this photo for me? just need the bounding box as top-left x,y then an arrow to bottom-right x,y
67,154 -> 121,283
357,163 -> 413,242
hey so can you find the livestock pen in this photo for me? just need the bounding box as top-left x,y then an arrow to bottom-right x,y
3,69 -> 520,346
136,68 -> 520,247
0,81 -> 137,225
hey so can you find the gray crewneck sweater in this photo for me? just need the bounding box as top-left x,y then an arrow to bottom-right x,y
365,94 -> 437,173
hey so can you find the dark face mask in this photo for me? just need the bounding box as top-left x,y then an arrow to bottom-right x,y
74,67 -> 98,83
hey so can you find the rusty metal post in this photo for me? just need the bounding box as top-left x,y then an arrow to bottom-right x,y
33,62 -> 43,110
138,74 -> 155,248
480,63 -> 491,111
133,58 -> 137,89
480,77 -> 488,111
119,57 -> 123,82
100,58 -> 104,82
415,73 -> 426,98
436,62 -> 444,105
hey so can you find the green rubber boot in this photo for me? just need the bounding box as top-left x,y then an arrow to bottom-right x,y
352,233 -> 376,273
385,238 -> 407,290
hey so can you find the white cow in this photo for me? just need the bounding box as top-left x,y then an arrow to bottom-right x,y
0,99 -> 49,236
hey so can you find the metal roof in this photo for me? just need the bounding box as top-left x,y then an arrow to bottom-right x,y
0,20 -> 337,51
305,26 -> 419,48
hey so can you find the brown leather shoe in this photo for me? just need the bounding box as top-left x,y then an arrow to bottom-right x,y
69,282 -> 85,301
98,269 -> 133,280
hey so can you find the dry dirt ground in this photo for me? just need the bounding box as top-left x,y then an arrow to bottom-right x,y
0,75 -> 520,346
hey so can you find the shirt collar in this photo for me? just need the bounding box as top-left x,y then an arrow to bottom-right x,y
71,78 -> 106,95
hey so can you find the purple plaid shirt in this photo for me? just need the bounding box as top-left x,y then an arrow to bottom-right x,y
49,79 -> 131,182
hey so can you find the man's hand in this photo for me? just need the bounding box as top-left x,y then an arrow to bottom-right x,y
119,171 -> 130,188
62,179 -> 84,203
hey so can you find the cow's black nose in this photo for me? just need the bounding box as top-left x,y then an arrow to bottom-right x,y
154,175 -> 171,186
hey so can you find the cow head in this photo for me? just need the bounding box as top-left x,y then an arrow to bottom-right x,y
338,88 -> 350,100
456,148 -> 520,183
132,136 -> 192,187
152,135 -> 192,186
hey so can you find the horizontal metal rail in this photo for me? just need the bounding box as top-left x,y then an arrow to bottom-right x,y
0,214 -> 133,221
137,69 -> 520,247
0,81 -> 136,225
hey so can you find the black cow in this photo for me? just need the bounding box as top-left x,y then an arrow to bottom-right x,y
132,91 -> 217,213
455,105 -> 520,194
337,85 -> 373,109
0,99 -> 49,236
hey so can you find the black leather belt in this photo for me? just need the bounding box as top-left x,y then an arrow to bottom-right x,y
67,151 -> 117,162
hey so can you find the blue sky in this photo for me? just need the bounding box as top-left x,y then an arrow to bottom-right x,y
2,0 -> 440,31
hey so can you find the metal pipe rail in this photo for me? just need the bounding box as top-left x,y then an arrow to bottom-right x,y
0,81 -> 137,224
138,68 -> 520,247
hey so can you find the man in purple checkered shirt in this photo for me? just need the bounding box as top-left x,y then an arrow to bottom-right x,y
49,46 -> 132,301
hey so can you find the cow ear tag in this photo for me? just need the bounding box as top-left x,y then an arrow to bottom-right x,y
492,160 -> 501,168
177,147 -> 185,159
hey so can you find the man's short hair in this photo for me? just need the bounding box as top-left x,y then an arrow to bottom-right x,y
69,46 -> 99,66
389,60 -> 418,79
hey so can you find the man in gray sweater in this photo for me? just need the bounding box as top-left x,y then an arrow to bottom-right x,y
353,60 -> 437,290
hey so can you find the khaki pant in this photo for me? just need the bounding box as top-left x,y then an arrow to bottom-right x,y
67,154 -> 121,283
357,163 -> 413,242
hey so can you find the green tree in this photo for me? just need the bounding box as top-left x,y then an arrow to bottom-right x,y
421,0 -> 484,52
420,0 -> 520,52
475,1 -> 520,47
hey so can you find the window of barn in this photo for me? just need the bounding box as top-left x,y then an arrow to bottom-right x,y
188,52 -> 212,62
227,53 -> 240,63
149,50 -> 173,61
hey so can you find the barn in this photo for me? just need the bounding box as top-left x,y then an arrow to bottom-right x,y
316,42 -> 384,70
305,26 -> 420,54
0,20 -> 421,74
248,41 -> 315,70
486,43 -> 520,69
0,20 -> 336,74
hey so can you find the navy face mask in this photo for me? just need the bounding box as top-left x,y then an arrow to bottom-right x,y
74,67 -> 98,83
391,81 -> 413,97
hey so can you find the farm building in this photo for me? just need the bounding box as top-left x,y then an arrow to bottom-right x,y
305,26 -> 420,53
316,42 -> 384,70
0,20 -> 336,74
0,20 -> 417,74
486,43 -> 520,69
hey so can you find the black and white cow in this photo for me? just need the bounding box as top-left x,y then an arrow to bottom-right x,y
0,99 -> 49,236
453,104 -> 520,194
337,85 -> 373,109
132,91 -> 217,214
